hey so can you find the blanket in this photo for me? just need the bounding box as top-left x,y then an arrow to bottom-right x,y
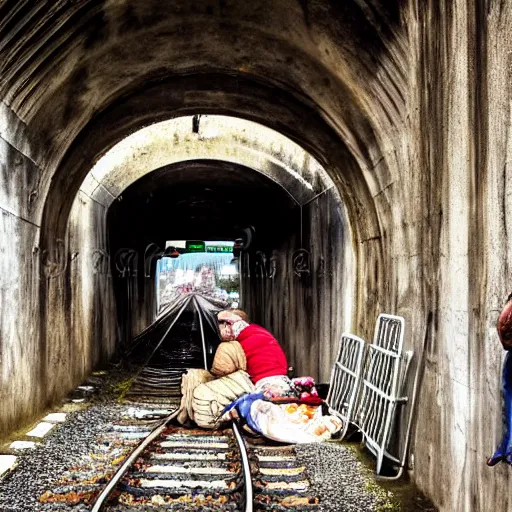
222,376 -> 342,443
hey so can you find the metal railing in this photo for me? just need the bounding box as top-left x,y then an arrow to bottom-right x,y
327,314 -> 414,477
355,314 -> 412,475
325,333 -> 366,440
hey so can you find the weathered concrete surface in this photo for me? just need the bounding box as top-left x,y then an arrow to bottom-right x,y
0,1 -> 512,511
0,129 -> 42,433
86,116 -> 331,207
243,187 -> 354,383
0,202 -> 41,433
67,191 -> 117,371
0,127 -> 117,436
404,3 -> 512,511
35,180 -> 117,419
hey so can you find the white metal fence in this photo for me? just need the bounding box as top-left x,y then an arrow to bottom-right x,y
326,314 -> 413,476
326,333 -> 366,440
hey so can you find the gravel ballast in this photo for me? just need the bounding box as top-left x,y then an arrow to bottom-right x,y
0,411 -> 398,512
0,403 -> 125,512
0,373 -> 428,512
296,442 -> 394,512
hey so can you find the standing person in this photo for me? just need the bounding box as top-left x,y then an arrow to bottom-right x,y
217,309 -> 289,394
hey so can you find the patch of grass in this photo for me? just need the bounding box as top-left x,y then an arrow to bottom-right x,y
364,478 -> 400,511
111,376 -> 135,401
376,503 -> 401,512
343,440 -> 437,511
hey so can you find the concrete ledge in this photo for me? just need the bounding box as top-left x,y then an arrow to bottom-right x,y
26,422 -> 55,438
0,454 -> 17,477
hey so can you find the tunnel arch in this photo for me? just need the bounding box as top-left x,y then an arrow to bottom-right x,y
68,115 -> 357,378
4,4 -> 512,511
1,0 -> 406,171
104,157 -> 303,241
1,0 -> 410,469
0,2 -> 409,370
40,73 -> 387,341
40,73 -> 384,243
81,115 -> 337,208
103,158 -> 306,338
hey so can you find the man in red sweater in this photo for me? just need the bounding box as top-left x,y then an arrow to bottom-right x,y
217,309 -> 288,386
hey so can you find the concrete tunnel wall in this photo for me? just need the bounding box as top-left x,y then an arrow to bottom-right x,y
1,1 -> 512,510
0,134 -> 118,436
242,186 -> 354,383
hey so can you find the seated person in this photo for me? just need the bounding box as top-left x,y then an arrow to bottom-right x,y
217,309 -> 289,394
177,308 -> 290,429
216,311 -> 342,443
177,319 -> 253,428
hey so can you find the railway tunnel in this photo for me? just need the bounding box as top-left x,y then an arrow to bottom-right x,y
1,2 -> 512,511
97,116 -> 354,380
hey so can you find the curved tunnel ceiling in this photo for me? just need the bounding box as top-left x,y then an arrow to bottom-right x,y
81,115 -> 336,209
107,159 -> 300,245
0,1 -> 406,256
0,0 -> 406,170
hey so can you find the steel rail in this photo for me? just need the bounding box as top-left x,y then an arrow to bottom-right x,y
90,409 -> 179,512
128,294 -> 193,383
192,295 -> 209,370
91,414 -> 254,512
124,293 -> 191,357
91,294 -> 193,510
232,419 -> 254,512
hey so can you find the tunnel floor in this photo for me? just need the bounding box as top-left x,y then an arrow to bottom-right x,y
0,296 -> 435,511
0,370 -> 436,510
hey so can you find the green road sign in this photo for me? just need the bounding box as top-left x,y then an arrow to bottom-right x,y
186,240 -> 206,252
206,246 -> 233,253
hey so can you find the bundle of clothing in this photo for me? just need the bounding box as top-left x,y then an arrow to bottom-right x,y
177,340 -> 255,429
222,375 -> 343,444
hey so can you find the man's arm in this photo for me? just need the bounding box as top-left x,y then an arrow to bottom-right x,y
210,341 -> 247,376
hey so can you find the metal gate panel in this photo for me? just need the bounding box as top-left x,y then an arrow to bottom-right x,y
326,333 -> 365,440
355,314 -> 410,474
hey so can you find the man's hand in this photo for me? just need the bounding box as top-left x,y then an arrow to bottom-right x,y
221,408 -> 239,421
218,311 -> 242,341
218,311 -> 249,341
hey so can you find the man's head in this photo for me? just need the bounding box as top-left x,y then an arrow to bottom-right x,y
217,309 -> 249,341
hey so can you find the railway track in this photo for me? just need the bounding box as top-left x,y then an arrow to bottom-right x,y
90,416 -> 251,511
90,417 -> 319,511
39,294 -> 321,511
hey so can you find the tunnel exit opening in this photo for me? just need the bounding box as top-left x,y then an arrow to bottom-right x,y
156,240 -> 240,314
